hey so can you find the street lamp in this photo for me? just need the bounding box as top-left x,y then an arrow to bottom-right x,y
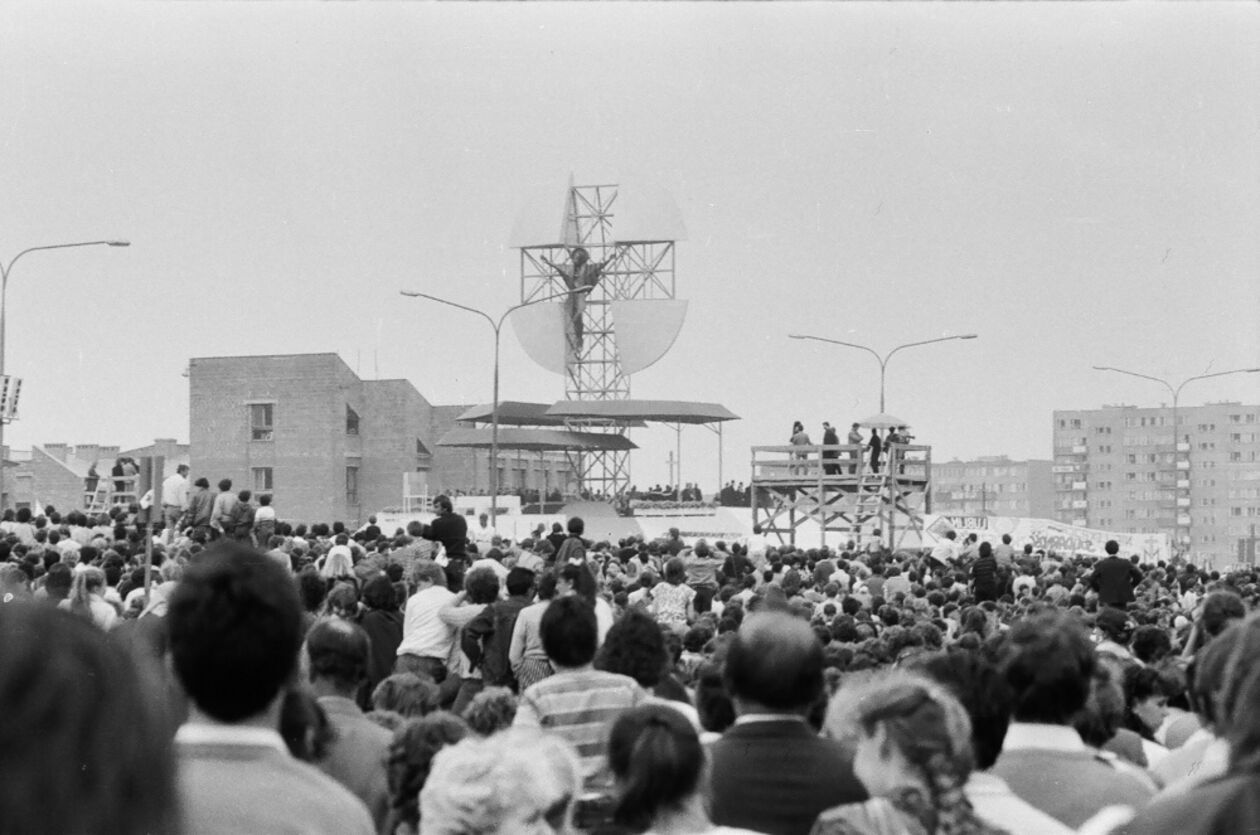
1092,365 -> 1260,554
400,286 -> 591,521
788,333 -> 978,412
0,240 -> 130,510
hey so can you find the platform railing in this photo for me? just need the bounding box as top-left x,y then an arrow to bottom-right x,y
750,444 -> 930,484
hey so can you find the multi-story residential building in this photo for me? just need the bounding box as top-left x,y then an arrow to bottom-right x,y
1053,402 -> 1260,566
930,456 -> 1055,518
189,353 -> 572,526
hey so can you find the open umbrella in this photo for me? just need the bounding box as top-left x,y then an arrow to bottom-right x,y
859,413 -> 908,429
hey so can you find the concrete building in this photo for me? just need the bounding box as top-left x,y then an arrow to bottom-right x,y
1053,402 -> 1260,566
930,456 -> 1055,519
189,353 -> 572,527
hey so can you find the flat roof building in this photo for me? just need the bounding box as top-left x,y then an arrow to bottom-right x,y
1053,402 -> 1260,567
189,353 -> 572,527
931,456 -> 1054,519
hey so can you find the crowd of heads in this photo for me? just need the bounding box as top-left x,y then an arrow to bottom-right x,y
3,494 -> 1260,833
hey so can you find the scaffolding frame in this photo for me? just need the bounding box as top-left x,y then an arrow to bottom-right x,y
750,444 -> 933,551
519,183 -> 677,499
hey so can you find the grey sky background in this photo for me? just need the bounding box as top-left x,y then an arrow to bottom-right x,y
2,3 -> 1256,492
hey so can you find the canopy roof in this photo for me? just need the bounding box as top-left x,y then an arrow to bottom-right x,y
456,401 -> 570,427
436,427 -> 638,453
545,399 -> 739,425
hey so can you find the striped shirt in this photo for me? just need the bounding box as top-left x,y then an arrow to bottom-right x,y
513,669 -> 646,790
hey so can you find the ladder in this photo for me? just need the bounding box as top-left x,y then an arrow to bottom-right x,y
854,468 -> 891,545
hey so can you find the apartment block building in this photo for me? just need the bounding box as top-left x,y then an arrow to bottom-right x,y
189,353 -> 571,527
931,456 -> 1055,518
1053,402 -> 1260,566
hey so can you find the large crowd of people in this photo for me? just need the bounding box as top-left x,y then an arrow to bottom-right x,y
1,483 -> 1259,834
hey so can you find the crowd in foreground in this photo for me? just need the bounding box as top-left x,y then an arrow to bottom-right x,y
1,494 -> 1259,835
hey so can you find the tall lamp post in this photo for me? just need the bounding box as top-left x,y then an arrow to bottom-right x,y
1093,365 -> 1260,555
400,286 -> 590,521
0,240 -> 130,510
788,333 -> 979,412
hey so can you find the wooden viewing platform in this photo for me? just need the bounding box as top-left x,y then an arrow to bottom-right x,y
750,443 -> 932,550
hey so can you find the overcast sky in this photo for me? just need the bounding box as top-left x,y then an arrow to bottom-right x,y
1,2 -> 1256,491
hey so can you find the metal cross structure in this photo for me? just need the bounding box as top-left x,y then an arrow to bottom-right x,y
519,183 -> 677,499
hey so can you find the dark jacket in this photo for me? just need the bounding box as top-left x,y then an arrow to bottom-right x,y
707,719 -> 866,835
422,511 -> 468,560
1090,556 -> 1142,608
359,608 -> 404,704
462,594 -> 533,688
971,555 -> 999,598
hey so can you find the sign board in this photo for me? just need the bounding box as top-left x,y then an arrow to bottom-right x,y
923,513 -> 1171,562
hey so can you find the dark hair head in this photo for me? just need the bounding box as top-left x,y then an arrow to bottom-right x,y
609,705 -> 704,829
664,557 -> 686,585
1132,625 -> 1172,665
217,479 -> 232,492
194,477 -> 210,489
596,609 -> 668,688
388,713 -> 470,830
559,562 -> 597,604
567,516 -> 585,536
167,542 -> 304,722
1105,540 -> 1119,556
999,611 -> 1096,724
464,567 -> 500,605
0,604 -> 177,834
505,567 -> 535,597
297,568 -> 328,613
362,575 -> 398,611
913,648 -> 1014,770
724,612 -> 824,711
306,619 -> 371,692
433,495 -> 452,513
279,688 -> 334,763
1201,591 -> 1246,639
541,595 -> 598,667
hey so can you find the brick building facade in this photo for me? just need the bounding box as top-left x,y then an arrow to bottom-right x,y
189,353 -> 571,527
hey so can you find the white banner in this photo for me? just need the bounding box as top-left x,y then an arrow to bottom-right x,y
925,514 -> 1171,562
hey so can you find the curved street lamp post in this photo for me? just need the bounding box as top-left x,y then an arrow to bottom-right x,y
400,286 -> 591,521
0,241 -> 130,510
1093,365 -> 1260,553
788,333 -> 979,413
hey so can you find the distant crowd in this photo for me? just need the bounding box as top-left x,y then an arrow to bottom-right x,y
2,483 -> 1260,834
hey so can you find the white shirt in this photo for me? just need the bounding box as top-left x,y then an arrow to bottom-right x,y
472,524 -> 497,549
397,584 -> 457,659
162,474 -> 190,508
930,540 -> 959,565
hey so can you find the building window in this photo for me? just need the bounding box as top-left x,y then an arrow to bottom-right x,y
346,466 -> 359,505
346,405 -> 360,436
250,403 -> 274,441
252,467 -> 273,494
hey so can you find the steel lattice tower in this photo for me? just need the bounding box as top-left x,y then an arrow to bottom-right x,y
519,183 -> 677,499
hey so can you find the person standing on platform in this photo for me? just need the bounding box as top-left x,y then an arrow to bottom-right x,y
867,428 -> 883,474
847,422 -> 864,474
790,421 -> 811,475
821,422 -> 840,476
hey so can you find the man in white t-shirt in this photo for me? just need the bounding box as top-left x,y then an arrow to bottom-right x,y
930,530 -> 960,567
396,561 -> 457,683
472,513 -> 497,552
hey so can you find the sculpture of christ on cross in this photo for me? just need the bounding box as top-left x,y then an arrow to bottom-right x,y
541,245 -> 621,358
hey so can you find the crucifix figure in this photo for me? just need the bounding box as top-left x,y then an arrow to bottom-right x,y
541,246 -> 619,357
